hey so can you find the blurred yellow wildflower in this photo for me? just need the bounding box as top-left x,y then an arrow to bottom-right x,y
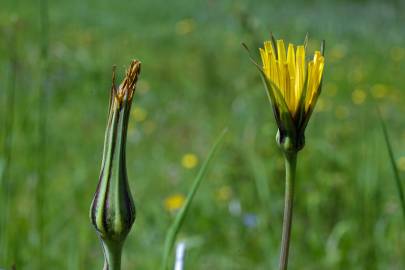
352,89 -> 366,105
216,185 -> 232,202
164,194 -> 185,212
390,47 -> 405,62
371,84 -> 388,99
175,19 -> 195,35
132,106 -> 147,122
181,153 -> 199,169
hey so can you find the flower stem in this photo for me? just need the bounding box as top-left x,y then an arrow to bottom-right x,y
279,151 -> 297,270
102,241 -> 123,270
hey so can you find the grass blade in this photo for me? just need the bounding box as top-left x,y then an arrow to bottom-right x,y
0,20 -> 18,264
378,109 -> 405,219
36,0 -> 50,267
161,128 -> 228,270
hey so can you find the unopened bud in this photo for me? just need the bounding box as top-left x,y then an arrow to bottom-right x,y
90,60 -> 141,269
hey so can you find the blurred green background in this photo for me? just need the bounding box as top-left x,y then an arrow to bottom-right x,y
1,0 -> 405,269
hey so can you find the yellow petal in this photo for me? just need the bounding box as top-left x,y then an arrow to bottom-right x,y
276,40 -> 287,97
305,52 -> 325,110
295,46 -> 306,102
260,48 -> 270,78
287,43 -> 296,76
272,57 -> 280,88
306,61 -> 314,110
287,44 -> 296,111
259,48 -> 267,66
283,63 -> 293,110
264,41 -> 275,56
277,40 -> 287,62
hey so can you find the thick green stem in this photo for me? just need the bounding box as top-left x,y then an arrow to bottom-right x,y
279,151 -> 297,270
102,241 -> 123,270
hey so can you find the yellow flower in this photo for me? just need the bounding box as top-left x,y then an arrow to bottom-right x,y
390,47 -> 405,62
131,106 -> 147,122
371,84 -> 388,99
352,89 -> 366,105
181,153 -> 198,169
164,194 -> 185,212
256,34 -> 325,151
216,185 -> 232,202
260,39 -> 324,115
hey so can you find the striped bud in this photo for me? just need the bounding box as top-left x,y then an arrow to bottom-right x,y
90,60 -> 141,269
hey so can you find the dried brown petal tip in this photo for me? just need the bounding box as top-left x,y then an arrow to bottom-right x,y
117,60 -> 141,102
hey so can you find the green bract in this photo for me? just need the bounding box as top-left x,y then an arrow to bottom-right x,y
90,60 -> 141,270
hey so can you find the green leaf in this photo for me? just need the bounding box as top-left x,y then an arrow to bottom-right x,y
378,109 -> 405,220
161,128 -> 228,270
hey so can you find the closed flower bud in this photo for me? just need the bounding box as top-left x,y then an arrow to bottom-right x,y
90,60 -> 141,269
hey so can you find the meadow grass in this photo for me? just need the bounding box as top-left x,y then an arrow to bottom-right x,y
0,0 -> 405,269
162,128 -> 227,270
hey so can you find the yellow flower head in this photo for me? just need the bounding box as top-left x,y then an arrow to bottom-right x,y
255,34 -> 325,151
181,153 -> 199,169
260,39 -> 324,115
164,194 -> 185,212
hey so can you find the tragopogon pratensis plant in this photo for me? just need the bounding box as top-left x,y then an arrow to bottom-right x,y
90,60 -> 141,270
247,34 -> 325,270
